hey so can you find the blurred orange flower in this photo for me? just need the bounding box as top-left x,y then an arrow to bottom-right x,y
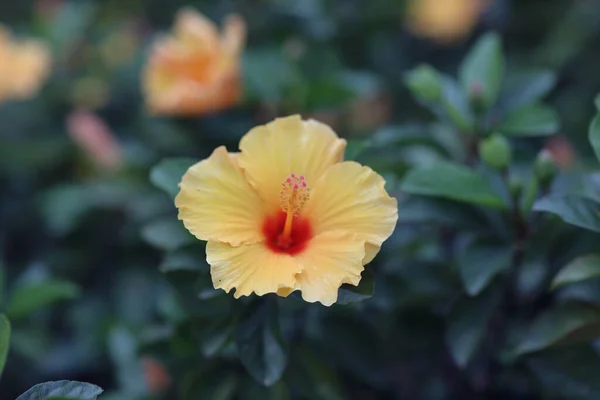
0,25 -> 51,104
67,109 -> 122,172
406,0 -> 489,43
143,8 -> 246,116
545,135 -> 576,170
141,357 -> 171,393
175,115 -> 398,306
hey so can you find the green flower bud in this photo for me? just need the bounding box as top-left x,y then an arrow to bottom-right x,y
478,133 -> 511,170
404,65 -> 442,103
534,149 -> 558,186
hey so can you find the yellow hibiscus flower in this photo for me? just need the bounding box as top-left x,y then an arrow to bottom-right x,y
0,24 -> 51,104
143,8 -> 245,116
175,115 -> 398,306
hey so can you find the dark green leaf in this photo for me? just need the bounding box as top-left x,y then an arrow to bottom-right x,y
588,114 -> 600,163
149,158 -> 197,198
7,280 -> 80,320
446,286 -> 499,368
552,255 -> 600,289
336,268 -> 375,305
0,314 -> 10,378
344,139 -> 371,161
595,94 -> 600,112
243,48 -> 295,102
16,381 -> 103,400
236,298 -> 287,386
497,70 -> 556,113
533,195 -> 600,232
200,317 -> 235,357
286,348 -> 345,400
459,32 -> 504,108
527,346 -> 600,399
556,279 -> 600,308
159,248 -> 206,273
397,196 -> 491,230
458,239 -> 511,296
141,217 -> 195,250
513,303 -> 600,355
499,104 -> 559,136
400,161 -> 506,209
440,77 -> 474,132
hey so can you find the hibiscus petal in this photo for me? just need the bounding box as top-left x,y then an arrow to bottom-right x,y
303,161 -> 398,264
238,115 -> 346,212
207,240 -> 302,298
174,7 -> 220,49
175,146 -> 266,245
294,232 -> 366,306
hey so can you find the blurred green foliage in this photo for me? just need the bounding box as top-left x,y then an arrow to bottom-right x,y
4,0 -> 600,399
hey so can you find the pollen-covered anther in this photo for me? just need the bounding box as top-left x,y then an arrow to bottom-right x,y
280,173 -> 310,216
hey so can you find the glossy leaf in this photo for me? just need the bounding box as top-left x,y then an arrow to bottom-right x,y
141,217 -> 195,250
459,240 -> 512,296
446,287 -> 499,368
514,303 -> 600,355
497,70 -> 557,113
552,255 -> 600,289
336,268 -> 375,305
400,161 -> 506,209
236,298 -> 287,386
588,113 -> 600,163
459,32 -> 505,107
440,77 -> 474,132
499,104 -> 559,136
16,381 -> 103,400
149,158 -> 197,198
0,314 -> 9,378
7,280 -> 80,320
533,195 -> 600,232
527,346 -> 600,399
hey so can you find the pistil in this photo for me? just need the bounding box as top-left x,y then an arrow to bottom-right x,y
278,173 -> 309,248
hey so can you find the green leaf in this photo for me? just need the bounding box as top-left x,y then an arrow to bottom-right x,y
459,32 -> 505,108
344,139 -> 371,161
236,298 -> 287,386
16,381 -> 103,400
7,280 -> 80,320
459,239 -> 511,296
499,104 -> 559,136
513,303 -> 600,355
552,255 -> 600,289
0,314 -> 10,378
400,160 -> 506,209
440,77 -> 474,132
200,317 -> 235,357
159,248 -> 206,273
533,195 -> 600,233
336,268 -> 374,305
286,348 -> 345,400
141,217 -> 195,250
498,70 -> 556,113
595,94 -> 600,112
588,114 -> 600,163
446,286 -> 499,368
149,158 -> 197,198
527,346 -> 600,400
404,64 -> 442,103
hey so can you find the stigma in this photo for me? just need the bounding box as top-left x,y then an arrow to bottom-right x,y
279,173 -> 310,216
278,173 -> 310,248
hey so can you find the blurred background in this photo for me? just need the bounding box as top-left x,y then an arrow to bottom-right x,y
2,0 -> 600,399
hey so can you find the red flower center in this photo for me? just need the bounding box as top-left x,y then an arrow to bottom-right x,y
262,211 -> 312,255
